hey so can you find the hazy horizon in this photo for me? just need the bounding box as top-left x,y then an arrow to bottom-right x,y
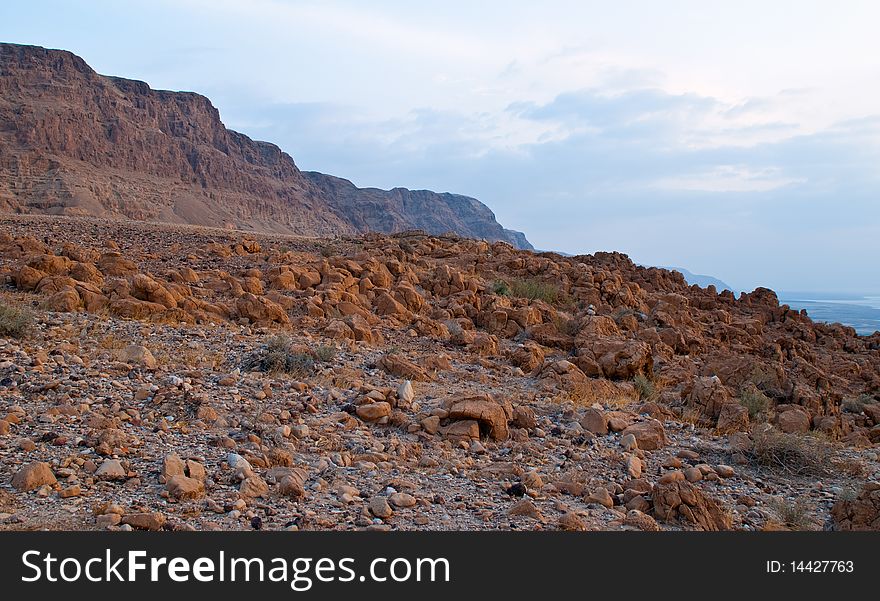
3,0 -> 879,294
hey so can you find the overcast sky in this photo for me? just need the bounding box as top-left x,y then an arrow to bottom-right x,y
3,0 -> 879,293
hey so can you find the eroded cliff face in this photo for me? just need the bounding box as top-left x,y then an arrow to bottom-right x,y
0,43 -> 531,248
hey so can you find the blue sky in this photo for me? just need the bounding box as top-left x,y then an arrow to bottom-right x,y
3,0 -> 879,293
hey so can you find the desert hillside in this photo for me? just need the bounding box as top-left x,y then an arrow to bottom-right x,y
0,43 -> 530,248
0,215 -> 877,531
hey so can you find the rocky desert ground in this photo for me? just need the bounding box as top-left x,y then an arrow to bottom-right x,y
0,214 -> 878,532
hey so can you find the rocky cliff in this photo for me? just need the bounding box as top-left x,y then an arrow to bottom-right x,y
0,43 -> 531,248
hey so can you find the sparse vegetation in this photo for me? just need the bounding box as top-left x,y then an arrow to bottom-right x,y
491,279 -> 510,296
739,388 -> 770,421
243,334 -> 315,377
746,364 -> 777,390
443,319 -> 464,337
842,394 -> 874,413
552,313 -> 581,336
768,497 -> 815,530
838,486 -> 859,503
0,302 -> 34,338
496,277 -> 568,304
749,427 -> 832,476
551,378 -> 639,408
313,344 -> 337,363
633,374 -> 656,401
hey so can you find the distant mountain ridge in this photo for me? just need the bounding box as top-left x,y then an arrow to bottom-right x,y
0,42 -> 531,248
658,266 -> 733,291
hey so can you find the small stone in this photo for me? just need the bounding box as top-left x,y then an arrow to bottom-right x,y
121,512 -> 166,531
96,514 -> 121,528
95,459 -> 126,480
58,485 -> 82,498
625,454 -> 642,478
420,415 -> 441,434
356,402 -> 392,422
161,453 -> 186,482
167,475 -> 205,500
227,453 -> 254,480
621,419 -> 667,450
369,496 -> 393,519
580,408 -> 608,435
279,472 -> 307,498
389,492 -> 416,508
397,380 -> 414,403
12,461 -> 57,491
290,424 -> 310,439
119,345 -> 157,369
558,511 -> 587,531
239,476 -> 269,498
684,467 -> 703,482
185,460 -> 207,481
508,498 -> 543,520
715,465 -> 736,478
607,417 -> 629,432
620,433 -> 638,451
587,488 -> 614,508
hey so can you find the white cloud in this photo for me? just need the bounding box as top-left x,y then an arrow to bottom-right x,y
653,166 -> 806,193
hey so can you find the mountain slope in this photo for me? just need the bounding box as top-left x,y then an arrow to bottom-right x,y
0,42 -> 531,248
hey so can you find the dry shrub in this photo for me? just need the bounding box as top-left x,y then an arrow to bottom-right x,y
749,427 -> 832,476
768,497 -> 817,530
0,301 -> 33,338
243,334 -> 314,377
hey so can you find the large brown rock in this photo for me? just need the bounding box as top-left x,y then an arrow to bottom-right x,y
716,402 -> 750,432
12,461 -> 57,491
235,293 -> 289,325
131,273 -> 177,308
356,402 -> 392,422
831,482 -> 880,531
377,354 -> 430,381
580,408 -> 609,435
652,479 -> 732,531
621,419 -> 667,450
166,475 -> 205,500
687,376 -> 732,418
509,342 -> 545,373
775,405 -> 812,434
446,395 -> 512,440
576,339 -> 653,379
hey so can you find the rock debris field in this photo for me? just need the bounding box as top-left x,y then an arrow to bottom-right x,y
0,215 -> 878,531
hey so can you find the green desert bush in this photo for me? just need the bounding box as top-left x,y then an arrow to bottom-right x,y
633,374 -> 656,401
509,277 -> 565,304
491,279 -> 510,296
0,302 -> 33,339
739,388 -> 770,421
